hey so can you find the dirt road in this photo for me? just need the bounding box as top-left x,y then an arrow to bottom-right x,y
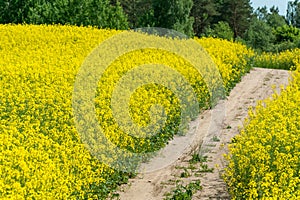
116,68 -> 290,200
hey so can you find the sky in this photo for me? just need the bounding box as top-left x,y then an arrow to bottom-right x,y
251,0 -> 288,16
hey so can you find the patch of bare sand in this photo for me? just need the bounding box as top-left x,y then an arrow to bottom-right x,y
115,68 -> 290,200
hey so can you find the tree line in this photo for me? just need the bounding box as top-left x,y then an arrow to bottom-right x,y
0,0 -> 128,29
1,0 -> 300,52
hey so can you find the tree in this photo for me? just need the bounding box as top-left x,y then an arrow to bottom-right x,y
204,21 -> 234,40
213,0 -> 225,22
137,6 -> 155,28
287,0 -> 300,27
152,0 -> 194,37
113,0 -> 152,28
267,6 -> 286,28
244,18 -> 275,51
105,1 -> 129,29
0,0 -> 129,30
255,6 -> 268,21
273,25 -> 300,43
221,0 -> 253,39
0,0 -> 34,23
255,6 -> 286,28
191,0 -> 219,37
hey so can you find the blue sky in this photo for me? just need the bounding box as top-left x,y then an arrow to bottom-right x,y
251,0 -> 288,16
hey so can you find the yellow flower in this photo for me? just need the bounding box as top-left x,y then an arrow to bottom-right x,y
0,24 -> 254,198
225,63 -> 300,199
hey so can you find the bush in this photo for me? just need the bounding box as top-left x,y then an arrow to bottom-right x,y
203,21 -> 234,41
273,25 -> 300,44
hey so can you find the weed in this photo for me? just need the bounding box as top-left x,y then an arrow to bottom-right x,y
164,180 -> 202,200
189,153 -> 208,164
212,136 -> 220,142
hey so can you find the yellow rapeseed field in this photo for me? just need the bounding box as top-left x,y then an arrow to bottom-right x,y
225,60 -> 300,198
253,48 -> 300,70
0,24 -> 253,198
197,37 -> 254,92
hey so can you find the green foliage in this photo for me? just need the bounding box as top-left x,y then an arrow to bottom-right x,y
106,1 -> 129,30
152,0 -> 194,37
189,153 -> 207,164
204,21 -> 234,40
115,0 -> 153,28
137,8 -> 155,28
244,18 -> 275,51
165,180 -> 202,200
221,0 -> 253,38
0,0 -> 33,23
267,6 -> 287,28
180,168 -> 191,178
274,25 -> 300,43
255,6 -> 269,21
191,0 -> 219,37
256,6 -> 287,28
271,39 -> 300,52
246,5 -> 300,52
0,0 -> 129,29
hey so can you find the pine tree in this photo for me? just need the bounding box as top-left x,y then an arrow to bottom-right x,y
191,0 -> 219,36
113,0 -> 152,28
221,0 -> 253,39
267,6 -> 286,28
255,6 -> 286,28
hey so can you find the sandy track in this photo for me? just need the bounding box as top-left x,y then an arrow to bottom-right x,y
115,68 -> 290,200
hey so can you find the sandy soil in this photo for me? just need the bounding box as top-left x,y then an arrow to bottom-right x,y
115,68 -> 290,200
